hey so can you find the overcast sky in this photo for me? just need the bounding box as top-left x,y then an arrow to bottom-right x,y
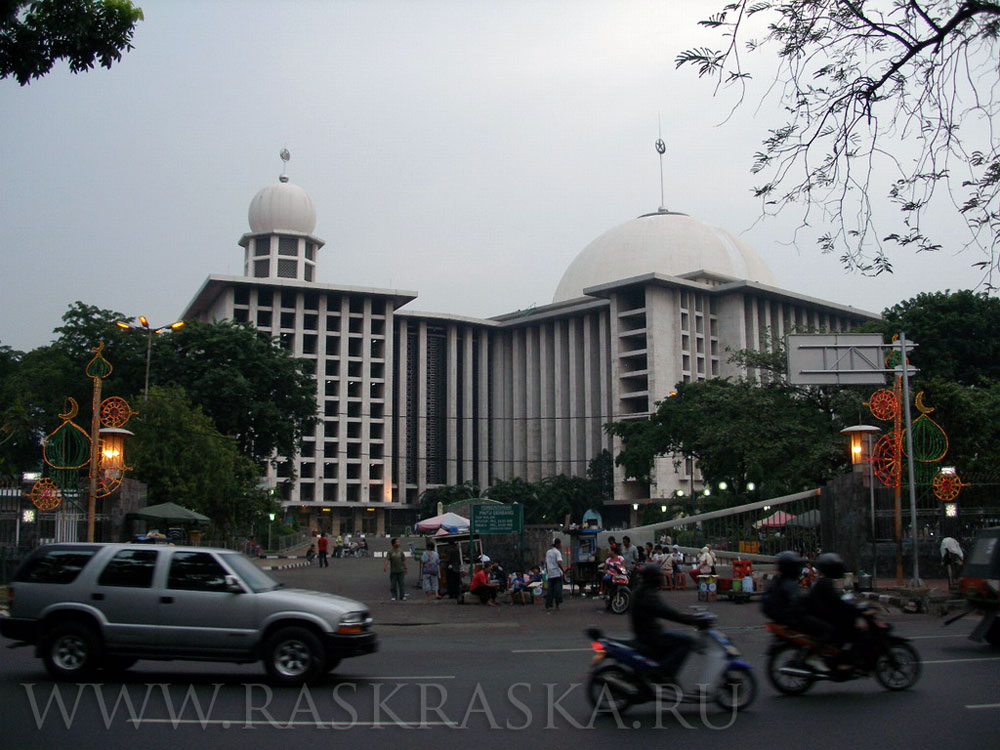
0,0 -> 989,353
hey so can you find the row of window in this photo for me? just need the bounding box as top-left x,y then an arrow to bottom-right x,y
295,484 -> 388,503
232,286 -> 387,318
21,548 -> 233,592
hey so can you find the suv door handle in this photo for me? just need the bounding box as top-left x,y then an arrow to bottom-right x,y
91,593 -> 104,601
160,596 -> 174,604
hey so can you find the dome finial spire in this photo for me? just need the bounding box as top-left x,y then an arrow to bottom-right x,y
655,115 -> 667,213
279,148 -> 291,183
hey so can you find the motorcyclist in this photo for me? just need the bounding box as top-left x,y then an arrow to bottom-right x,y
631,563 -> 703,681
762,551 -> 808,626
805,552 -> 863,666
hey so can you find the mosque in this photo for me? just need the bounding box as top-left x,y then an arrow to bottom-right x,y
182,166 -> 878,535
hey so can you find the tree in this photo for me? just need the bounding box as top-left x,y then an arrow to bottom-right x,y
151,320 -> 318,465
912,377 -> 1000,476
534,474 -> 602,525
128,385 -> 270,534
586,449 -> 615,502
607,378 -> 851,499
678,1 -> 1000,282
1,0 -> 143,85
865,289 -> 1000,385
417,481 -> 483,518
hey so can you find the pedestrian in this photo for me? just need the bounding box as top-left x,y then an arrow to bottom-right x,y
620,535 -> 639,575
384,537 -> 407,601
544,538 -> 565,613
422,540 -> 443,600
941,536 -> 964,589
335,533 -> 344,558
316,533 -> 329,567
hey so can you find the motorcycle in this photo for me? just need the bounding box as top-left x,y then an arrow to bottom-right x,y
603,559 -> 632,615
765,599 -> 921,694
585,613 -> 757,715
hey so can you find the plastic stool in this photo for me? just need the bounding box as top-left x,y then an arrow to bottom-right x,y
673,573 -> 687,590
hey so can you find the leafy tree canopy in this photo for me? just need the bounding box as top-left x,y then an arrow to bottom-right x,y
865,289 -> 1000,385
678,1 -> 1000,284
151,320 -> 318,464
1,0 -> 143,85
0,303 -> 317,478
417,481 -> 483,519
128,385 -> 272,535
607,378 -> 853,500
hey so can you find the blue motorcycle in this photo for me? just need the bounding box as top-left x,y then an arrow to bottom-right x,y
585,613 -> 757,714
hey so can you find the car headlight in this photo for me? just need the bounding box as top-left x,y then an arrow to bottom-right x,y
336,611 -> 371,635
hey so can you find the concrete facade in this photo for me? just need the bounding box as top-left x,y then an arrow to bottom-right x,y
182,175 -> 879,534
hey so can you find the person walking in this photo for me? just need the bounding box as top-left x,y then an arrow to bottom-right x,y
422,540 -> 443,600
620,535 -> 639,577
544,538 -> 565,613
384,537 -> 407,601
316,533 -> 329,568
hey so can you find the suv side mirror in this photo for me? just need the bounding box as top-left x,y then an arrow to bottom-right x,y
225,575 -> 244,593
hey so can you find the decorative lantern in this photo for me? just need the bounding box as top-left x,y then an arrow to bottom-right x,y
840,425 -> 881,471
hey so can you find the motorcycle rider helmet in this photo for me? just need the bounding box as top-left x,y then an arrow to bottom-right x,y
776,550 -> 803,578
639,563 -> 663,587
816,552 -> 846,579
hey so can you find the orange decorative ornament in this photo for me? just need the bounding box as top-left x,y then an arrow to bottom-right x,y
867,389 -> 898,422
28,478 -> 63,511
871,433 -> 902,488
99,396 -> 135,428
932,471 -> 965,502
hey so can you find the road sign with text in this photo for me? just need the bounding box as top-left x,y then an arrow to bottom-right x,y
471,503 -> 523,534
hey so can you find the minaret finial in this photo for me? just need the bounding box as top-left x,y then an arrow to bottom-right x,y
655,115 -> 667,212
279,148 -> 291,183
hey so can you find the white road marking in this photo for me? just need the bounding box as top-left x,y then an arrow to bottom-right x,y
922,657 -> 1000,664
906,634 -> 970,640
966,703 -> 1000,710
129,719 -> 457,727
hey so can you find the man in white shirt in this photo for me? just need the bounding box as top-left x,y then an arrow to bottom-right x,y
620,535 -> 639,574
544,539 -> 565,612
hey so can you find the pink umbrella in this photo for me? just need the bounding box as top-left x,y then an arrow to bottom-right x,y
754,510 -> 797,529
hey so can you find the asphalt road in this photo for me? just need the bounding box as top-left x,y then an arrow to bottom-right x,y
2,556 -> 998,748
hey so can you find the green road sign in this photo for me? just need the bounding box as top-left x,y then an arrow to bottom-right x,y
471,503 -> 523,534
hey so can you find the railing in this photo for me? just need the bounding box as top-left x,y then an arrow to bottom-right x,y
624,489 -> 825,560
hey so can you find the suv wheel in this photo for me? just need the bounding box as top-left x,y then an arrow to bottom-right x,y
263,626 -> 325,686
42,622 -> 101,680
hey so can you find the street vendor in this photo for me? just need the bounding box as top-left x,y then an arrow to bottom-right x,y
470,563 -> 500,606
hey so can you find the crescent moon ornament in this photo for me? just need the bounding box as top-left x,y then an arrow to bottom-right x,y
58,397 -> 79,421
915,391 -> 934,414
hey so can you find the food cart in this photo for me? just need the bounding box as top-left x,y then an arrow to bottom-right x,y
566,527 -> 601,595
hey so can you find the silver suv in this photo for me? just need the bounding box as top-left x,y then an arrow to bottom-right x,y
1,543 -> 377,685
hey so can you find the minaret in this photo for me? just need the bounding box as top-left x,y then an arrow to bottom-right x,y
239,150 -> 325,283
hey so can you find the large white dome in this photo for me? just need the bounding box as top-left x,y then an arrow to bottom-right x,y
553,211 -> 776,302
248,176 -> 317,235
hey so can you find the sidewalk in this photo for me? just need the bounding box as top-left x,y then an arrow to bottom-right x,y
862,577 -> 961,615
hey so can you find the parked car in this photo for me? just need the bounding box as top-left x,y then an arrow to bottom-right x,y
0,543 -> 377,685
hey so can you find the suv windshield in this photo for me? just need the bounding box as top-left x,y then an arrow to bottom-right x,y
222,552 -> 283,592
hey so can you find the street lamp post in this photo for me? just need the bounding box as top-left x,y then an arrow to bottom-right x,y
842,425 -> 882,586
116,316 -> 185,401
